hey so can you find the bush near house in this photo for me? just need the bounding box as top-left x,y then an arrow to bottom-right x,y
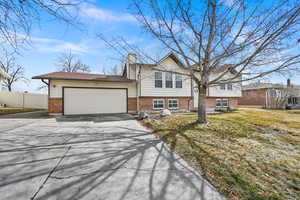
143,109 -> 300,200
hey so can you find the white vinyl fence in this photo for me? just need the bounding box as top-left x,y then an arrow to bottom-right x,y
0,91 -> 48,109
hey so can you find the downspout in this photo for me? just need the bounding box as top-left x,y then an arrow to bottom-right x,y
41,78 -> 49,86
136,65 -> 141,114
265,89 -> 268,108
190,77 -> 193,111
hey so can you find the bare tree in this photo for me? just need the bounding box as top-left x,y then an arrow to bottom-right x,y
100,0 -> 300,123
56,50 -> 91,73
110,65 -> 123,75
0,0 -> 82,50
266,88 -> 289,109
0,50 -> 26,91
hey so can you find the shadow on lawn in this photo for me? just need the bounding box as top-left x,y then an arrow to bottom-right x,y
0,122 -> 221,200
152,121 -> 282,200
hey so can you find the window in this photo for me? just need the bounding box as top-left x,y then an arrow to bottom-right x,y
288,97 -> 299,105
216,99 -> 222,107
175,74 -> 182,88
168,99 -> 179,109
153,99 -> 164,109
155,72 -> 162,88
221,99 -> 229,107
220,84 -> 226,90
216,99 -> 229,107
165,72 -> 173,88
227,83 -> 233,90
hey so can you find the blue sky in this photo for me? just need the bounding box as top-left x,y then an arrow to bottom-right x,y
10,0 -> 153,92
4,0 -> 300,93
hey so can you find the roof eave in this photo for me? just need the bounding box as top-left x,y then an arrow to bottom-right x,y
32,77 -> 136,83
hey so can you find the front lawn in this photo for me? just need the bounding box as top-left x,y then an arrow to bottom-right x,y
0,108 -> 42,115
143,109 -> 300,200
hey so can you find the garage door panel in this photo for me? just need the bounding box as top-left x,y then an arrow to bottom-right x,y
64,88 -> 127,115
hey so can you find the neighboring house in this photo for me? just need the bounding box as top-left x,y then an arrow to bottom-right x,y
32,52 -> 242,115
238,80 -> 300,109
0,69 -> 10,91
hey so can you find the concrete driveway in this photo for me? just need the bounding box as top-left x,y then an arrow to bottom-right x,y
0,112 -> 224,200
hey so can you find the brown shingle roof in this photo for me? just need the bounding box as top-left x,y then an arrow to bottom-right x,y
32,72 -> 135,82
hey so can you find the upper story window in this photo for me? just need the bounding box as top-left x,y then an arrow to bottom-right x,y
220,84 -> 226,90
165,72 -> 173,88
155,71 -> 163,88
175,74 -> 182,88
227,83 -> 233,90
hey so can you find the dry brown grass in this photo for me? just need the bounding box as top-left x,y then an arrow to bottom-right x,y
0,108 -> 42,115
143,109 -> 300,200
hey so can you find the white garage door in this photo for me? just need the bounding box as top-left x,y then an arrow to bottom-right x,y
64,87 -> 127,115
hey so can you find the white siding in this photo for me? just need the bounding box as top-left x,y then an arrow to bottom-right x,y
192,73 -> 242,98
192,72 -> 242,108
155,57 -> 188,74
0,77 -> 2,91
140,60 -> 192,97
49,80 -> 137,98
208,73 -> 242,97
208,84 -> 242,97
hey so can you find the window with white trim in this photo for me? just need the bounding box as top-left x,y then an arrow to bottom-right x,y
216,99 -> 229,107
168,99 -> 179,109
165,72 -> 173,88
175,74 -> 182,88
154,71 -> 163,88
220,84 -> 226,90
227,83 -> 233,90
153,99 -> 164,109
221,99 -> 229,107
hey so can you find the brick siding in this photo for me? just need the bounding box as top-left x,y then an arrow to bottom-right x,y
238,89 -> 267,106
139,97 -> 192,112
194,97 -> 239,110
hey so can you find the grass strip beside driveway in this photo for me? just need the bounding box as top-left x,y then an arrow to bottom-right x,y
0,108 -> 43,115
143,109 -> 300,200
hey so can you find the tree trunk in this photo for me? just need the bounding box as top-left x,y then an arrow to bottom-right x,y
8,84 -> 12,92
197,84 -> 207,123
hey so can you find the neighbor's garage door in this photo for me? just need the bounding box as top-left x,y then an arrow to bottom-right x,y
63,87 -> 127,115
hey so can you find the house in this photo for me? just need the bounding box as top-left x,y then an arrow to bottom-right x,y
32,53 -> 242,115
238,80 -> 300,109
0,69 -> 10,91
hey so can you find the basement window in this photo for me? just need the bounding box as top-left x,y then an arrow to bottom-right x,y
216,99 -> 229,107
153,99 -> 164,109
168,99 -> 179,109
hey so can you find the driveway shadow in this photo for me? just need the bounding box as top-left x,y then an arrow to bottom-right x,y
0,117 -> 223,200
0,111 -> 51,119
55,113 -> 136,123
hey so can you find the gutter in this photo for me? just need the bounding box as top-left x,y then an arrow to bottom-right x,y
32,77 -> 137,83
137,65 -> 141,114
